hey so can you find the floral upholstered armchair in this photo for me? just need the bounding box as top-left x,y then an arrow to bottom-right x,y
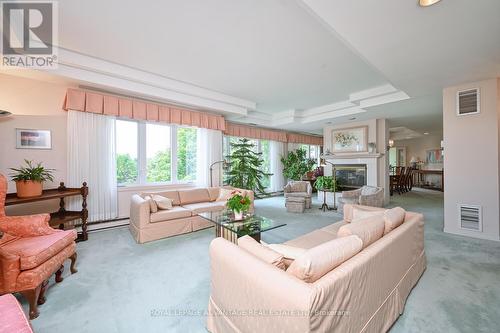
283,181 -> 312,209
338,185 -> 384,212
0,174 -> 78,319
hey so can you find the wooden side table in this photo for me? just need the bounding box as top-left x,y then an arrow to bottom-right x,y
5,182 -> 89,241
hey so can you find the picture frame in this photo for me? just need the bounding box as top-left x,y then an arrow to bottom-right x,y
426,149 -> 443,164
331,126 -> 368,153
16,129 -> 52,150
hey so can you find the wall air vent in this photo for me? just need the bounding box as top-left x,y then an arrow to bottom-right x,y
459,204 -> 482,231
456,88 -> 480,116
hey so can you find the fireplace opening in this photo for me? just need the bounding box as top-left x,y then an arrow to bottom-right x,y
335,164 -> 367,191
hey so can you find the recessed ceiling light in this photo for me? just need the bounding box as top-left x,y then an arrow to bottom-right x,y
419,0 -> 442,7
349,117 -> 356,121
424,132 -> 429,135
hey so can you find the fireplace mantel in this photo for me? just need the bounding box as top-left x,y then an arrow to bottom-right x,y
325,153 -> 384,160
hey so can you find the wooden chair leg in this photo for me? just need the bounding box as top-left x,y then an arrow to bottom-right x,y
55,265 -> 64,283
20,285 -> 42,319
37,280 -> 49,305
70,252 -> 78,274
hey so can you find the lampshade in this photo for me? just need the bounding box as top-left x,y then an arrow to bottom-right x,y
410,156 -> 418,163
388,139 -> 394,148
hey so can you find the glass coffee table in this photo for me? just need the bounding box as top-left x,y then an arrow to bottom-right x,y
199,210 -> 286,243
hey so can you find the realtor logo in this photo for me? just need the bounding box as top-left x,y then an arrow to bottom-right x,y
1,1 -> 58,68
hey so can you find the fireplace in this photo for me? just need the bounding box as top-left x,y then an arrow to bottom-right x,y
335,164 -> 367,190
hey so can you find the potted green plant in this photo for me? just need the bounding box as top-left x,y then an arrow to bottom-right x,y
281,148 -> 316,181
224,138 -> 272,198
313,176 -> 338,191
226,190 -> 251,220
9,160 -> 54,198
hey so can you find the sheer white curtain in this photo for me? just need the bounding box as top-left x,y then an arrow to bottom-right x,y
67,110 -> 118,222
196,128 -> 223,187
270,140 -> 286,192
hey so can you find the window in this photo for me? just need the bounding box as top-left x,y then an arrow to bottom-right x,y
177,127 -> 197,181
300,144 -> 321,165
223,136 -> 271,189
116,120 -> 138,185
146,123 -> 171,183
116,120 -> 197,186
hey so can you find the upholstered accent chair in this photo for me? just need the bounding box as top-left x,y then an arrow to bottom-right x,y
0,174 -> 78,319
338,185 -> 384,212
0,293 -> 34,333
284,181 -> 312,209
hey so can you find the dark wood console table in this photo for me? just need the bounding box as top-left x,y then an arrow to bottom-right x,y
5,182 -> 89,242
413,169 -> 444,192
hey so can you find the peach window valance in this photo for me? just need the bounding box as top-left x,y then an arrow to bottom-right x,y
287,132 -> 323,146
224,122 -> 323,145
62,88 -> 226,131
224,122 -> 288,142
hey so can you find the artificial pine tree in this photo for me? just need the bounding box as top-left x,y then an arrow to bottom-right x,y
225,138 -> 272,197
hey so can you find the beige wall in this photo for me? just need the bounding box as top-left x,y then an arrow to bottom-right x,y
323,118 -> 390,204
394,132 -> 443,169
0,74 -> 72,216
443,78 -> 500,241
0,73 -> 197,219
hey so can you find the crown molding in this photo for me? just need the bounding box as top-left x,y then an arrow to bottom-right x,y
39,47 -> 255,115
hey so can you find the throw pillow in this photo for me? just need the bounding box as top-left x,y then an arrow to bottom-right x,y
216,188 -> 234,202
337,215 -> 385,249
238,235 -> 286,270
287,235 -> 363,283
266,243 -> 306,260
151,194 -> 173,210
143,195 -> 158,213
383,207 -> 406,235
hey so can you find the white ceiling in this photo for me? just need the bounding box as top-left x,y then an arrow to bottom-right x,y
6,0 -> 500,135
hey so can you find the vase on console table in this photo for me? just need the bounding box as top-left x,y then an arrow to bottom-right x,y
233,210 -> 244,221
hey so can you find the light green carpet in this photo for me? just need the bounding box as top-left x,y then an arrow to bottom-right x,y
22,189 -> 500,333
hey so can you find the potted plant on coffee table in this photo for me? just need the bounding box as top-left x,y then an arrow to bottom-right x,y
226,190 -> 251,221
9,160 -> 55,198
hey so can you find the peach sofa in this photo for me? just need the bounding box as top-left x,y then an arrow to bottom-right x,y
129,187 -> 254,244
207,204 -> 426,333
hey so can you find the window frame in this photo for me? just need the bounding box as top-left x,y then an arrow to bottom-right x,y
116,119 -> 197,187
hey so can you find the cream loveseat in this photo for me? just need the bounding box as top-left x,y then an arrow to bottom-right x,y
207,204 -> 426,333
129,187 -> 254,243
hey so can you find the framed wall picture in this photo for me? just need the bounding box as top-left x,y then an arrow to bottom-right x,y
331,126 -> 368,153
16,129 -> 52,149
426,149 -> 443,164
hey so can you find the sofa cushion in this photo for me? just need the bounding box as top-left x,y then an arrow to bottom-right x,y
337,215 -> 385,249
142,190 -> 180,206
150,206 -> 192,223
238,235 -> 286,270
152,194 -> 173,210
283,229 -> 337,249
178,188 -> 211,205
343,204 -> 385,223
2,230 -> 77,270
287,235 -> 363,283
284,192 -> 310,198
216,188 -> 233,202
182,201 -> 226,214
266,243 -> 306,260
384,207 -> 406,235
143,195 -> 158,213
320,221 -> 347,236
352,206 -> 384,221
207,187 -> 220,202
